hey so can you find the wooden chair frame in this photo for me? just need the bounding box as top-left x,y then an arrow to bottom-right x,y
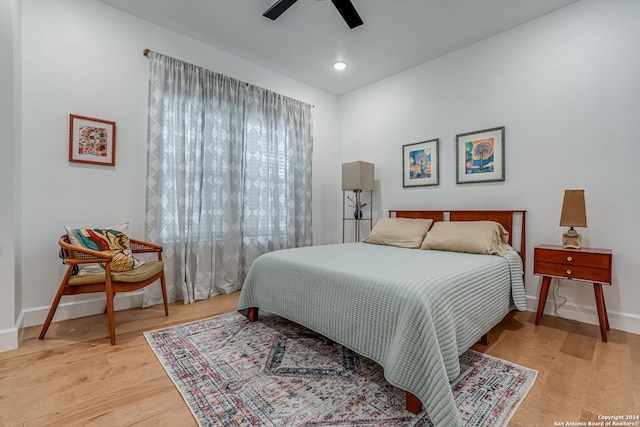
39,237 -> 169,345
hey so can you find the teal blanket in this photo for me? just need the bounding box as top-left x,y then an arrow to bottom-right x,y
237,243 -> 526,426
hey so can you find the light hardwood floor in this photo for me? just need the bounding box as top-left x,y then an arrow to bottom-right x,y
1,292 -> 638,426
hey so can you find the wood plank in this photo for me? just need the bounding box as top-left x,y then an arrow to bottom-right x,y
583,340 -> 634,415
560,331 -> 597,361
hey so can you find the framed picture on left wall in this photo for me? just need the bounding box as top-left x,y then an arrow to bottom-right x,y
69,114 -> 116,166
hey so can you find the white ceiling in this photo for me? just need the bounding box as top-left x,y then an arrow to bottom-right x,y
99,0 -> 578,95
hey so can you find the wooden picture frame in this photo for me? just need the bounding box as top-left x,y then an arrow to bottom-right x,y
456,126 -> 505,184
402,138 -> 439,187
69,114 -> 116,166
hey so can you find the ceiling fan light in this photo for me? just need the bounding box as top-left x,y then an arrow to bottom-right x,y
333,61 -> 348,71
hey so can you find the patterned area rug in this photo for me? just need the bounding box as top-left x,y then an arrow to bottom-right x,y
144,312 -> 537,427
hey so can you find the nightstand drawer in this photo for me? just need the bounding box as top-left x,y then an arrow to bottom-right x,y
534,261 -> 611,283
534,247 -> 609,268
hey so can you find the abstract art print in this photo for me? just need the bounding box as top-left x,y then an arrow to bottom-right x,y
456,126 -> 505,184
402,138 -> 439,187
69,114 -> 116,166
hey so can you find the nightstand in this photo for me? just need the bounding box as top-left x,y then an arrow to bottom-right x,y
533,244 -> 613,342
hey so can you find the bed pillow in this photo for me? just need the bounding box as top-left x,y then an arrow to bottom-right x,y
363,218 -> 433,248
420,220 -> 510,256
64,221 -> 136,274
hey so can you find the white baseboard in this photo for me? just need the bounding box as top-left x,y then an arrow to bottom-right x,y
0,291 -> 145,353
0,330 -> 18,353
22,291 -> 145,328
0,310 -> 23,353
525,295 -> 640,336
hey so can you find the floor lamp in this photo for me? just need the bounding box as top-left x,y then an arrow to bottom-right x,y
341,161 -> 374,242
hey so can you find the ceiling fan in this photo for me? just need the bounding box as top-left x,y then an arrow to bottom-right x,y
263,0 -> 363,29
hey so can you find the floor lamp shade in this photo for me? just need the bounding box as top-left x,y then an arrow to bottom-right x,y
341,161 -> 375,191
560,189 -> 587,249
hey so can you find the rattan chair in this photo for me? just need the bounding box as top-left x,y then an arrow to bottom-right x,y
39,236 -> 169,345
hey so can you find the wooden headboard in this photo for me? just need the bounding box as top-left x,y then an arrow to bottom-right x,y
389,210 -> 527,273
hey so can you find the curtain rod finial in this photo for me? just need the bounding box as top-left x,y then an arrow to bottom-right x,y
143,48 -> 150,57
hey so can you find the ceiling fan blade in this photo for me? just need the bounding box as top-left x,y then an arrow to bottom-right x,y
263,0 -> 298,20
330,0 -> 363,29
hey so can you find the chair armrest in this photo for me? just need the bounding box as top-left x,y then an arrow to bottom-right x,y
130,238 -> 163,254
58,237 -> 112,265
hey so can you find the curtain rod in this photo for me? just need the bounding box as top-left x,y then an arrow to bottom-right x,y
142,48 -> 314,107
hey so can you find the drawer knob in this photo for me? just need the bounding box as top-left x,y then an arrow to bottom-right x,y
566,256 -> 573,262
566,269 -> 572,275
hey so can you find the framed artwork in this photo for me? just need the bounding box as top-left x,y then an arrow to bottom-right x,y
456,126 -> 505,184
69,114 -> 116,166
402,138 -> 439,187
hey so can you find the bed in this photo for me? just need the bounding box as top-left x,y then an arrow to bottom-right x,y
237,210 -> 527,427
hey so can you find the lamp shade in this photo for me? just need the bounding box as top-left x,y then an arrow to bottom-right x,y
341,161 -> 374,191
560,190 -> 587,227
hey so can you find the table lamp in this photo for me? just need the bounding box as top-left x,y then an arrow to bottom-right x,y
559,189 -> 587,249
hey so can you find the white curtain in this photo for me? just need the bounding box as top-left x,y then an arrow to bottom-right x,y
143,51 -> 313,306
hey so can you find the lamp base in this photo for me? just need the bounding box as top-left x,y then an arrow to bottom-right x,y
562,227 -> 582,249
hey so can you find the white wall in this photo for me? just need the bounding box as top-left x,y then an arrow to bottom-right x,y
16,0 -> 340,333
339,0 -> 640,333
0,0 -> 20,352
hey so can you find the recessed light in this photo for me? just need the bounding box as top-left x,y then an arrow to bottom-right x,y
332,61 -> 348,71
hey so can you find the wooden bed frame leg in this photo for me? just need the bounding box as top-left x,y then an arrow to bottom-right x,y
247,307 -> 259,322
479,331 -> 491,346
406,391 -> 422,414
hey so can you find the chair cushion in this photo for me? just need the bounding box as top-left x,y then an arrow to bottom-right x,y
64,221 -> 137,274
67,261 -> 164,286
